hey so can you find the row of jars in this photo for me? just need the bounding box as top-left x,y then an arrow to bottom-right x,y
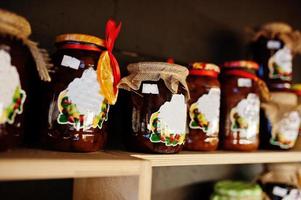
1,9 -> 301,153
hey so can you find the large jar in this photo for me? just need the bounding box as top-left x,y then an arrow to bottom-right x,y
251,22 -> 301,89
185,62 -> 220,151
45,33 -> 119,152
261,90 -> 301,150
220,61 -> 261,151
0,9 -> 51,151
118,62 -> 189,154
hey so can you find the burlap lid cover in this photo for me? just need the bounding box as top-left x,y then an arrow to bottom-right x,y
258,163 -> 301,188
261,92 -> 301,143
118,62 -> 190,100
0,9 -> 51,81
253,22 -> 301,54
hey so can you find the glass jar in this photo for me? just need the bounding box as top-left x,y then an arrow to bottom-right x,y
45,34 -> 111,152
185,63 -> 220,151
220,61 -> 261,151
118,62 -> 189,154
258,164 -> 301,199
211,180 -> 263,200
261,90 -> 301,150
251,22 -> 298,89
0,9 -> 50,151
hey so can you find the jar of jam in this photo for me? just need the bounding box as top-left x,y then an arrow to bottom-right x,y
0,9 -> 51,151
185,62 -> 220,151
251,22 -> 301,89
118,62 -> 190,154
258,164 -> 301,199
261,90 -> 301,150
220,61 -> 262,151
45,20 -> 121,152
211,180 -> 263,200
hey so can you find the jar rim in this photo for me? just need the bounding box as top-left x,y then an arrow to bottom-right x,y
55,33 -> 105,47
223,60 -> 259,70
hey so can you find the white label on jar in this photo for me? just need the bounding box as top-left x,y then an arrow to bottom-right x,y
230,93 -> 260,141
0,103 -> 3,118
238,78 -> 252,88
61,55 -> 81,70
0,49 -> 26,124
57,68 -> 109,131
273,186 -> 288,197
267,40 -> 281,49
66,68 -> 104,116
189,88 -> 220,136
148,94 -> 187,146
142,83 -> 159,94
158,94 -> 186,133
268,46 -> 293,81
270,111 -> 301,149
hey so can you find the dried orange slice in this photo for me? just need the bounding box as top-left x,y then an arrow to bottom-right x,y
97,51 -> 117,105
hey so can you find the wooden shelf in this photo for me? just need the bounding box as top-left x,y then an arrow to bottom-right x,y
131,150 -> 301,167
0,149 -> 149,181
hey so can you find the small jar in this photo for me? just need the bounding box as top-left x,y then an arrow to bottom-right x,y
251,22 -> 299,89
185,63 -> 220,151
258,164 -> 301,199
261,90 -> 301,150
0,9 -> 50,151
45,34 -> 110,152
220,61 -> 261,151
211,180 -> 263,200
118,62 -> 189,154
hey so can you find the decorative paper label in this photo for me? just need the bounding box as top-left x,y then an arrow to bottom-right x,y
0,50 -> 26,124
189,88 -> 220,136
148,94 -> 187,146
142,83 -> 159,94
270,111 -> 301,149
61,55 -> 81,70
238,78 -> 252,88
273,186 -> 301,200
268,46 -> 293,81
57,68 -> 109,131
230,93 -> 260,144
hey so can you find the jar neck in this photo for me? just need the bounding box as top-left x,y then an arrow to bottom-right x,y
56,41 -> 103,52
189,69 -> 219,78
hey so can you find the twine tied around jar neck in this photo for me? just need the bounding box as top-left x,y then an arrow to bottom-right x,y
0,8 -> 51,81
118,62 -> 190,100
252,22 -> 301,55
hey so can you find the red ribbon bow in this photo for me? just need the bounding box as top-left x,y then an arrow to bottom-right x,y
105,19 -> 122,93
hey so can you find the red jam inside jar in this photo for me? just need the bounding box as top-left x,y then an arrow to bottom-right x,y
185,63 -> 221,151
220,60 -> 261,151
119,62 -> 189,154
44,34 -> 110,152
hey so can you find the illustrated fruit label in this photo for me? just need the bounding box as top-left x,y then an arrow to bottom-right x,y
230,93 -> 260,143
270,111 -> 301,149
268,46 -> 292,81
189,88 -> 220,137
0,50 -> 26,125
57,68 -> 109,131
148,94 -> 187,146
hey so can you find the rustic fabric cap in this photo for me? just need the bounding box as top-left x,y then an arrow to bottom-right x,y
261,92 -> 301,149
259,163 -> 301,188
55,33 -> 105,47
253,22 -> 301,54
0,9 -> 51,81
118,62 -> 190,100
